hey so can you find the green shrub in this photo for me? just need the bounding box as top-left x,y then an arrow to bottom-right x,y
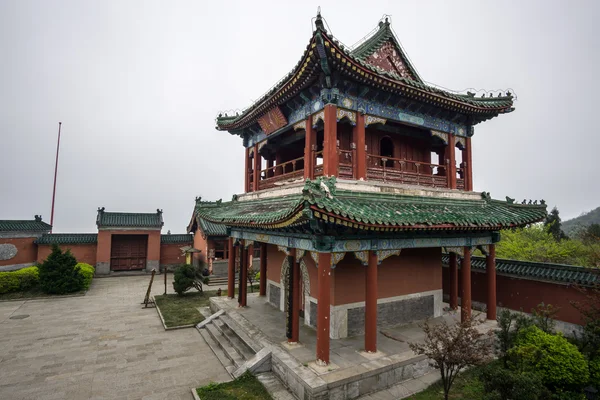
173,264 -> 208,295
0,266 -> 39,294
76,263 -> 94,290
590,358 -> 600,387
38,245 -> 84,294
480,363 -> 547,400
509,326 -> 589,391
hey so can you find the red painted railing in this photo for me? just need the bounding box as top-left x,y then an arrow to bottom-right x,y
366,154 -> 448,188
258,156 -> 305,190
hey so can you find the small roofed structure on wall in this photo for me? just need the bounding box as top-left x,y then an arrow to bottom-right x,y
194,12 -> 547,371
0,216 -> 51,271
187,198 -> 231,275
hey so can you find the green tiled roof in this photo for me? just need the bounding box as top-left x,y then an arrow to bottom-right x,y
96,208 -> 164,229
199,217 -> 228,237
442,255 -> 599,286
216,15 -> 514,132
0,217 -> 51,232
161,234 -> 193,244
195,177 -> 547,232
36,233 -> 98,245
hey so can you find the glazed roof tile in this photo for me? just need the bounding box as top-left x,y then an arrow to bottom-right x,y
0,217 -> 52,232
36,233 -> 98,245
96,208 -> 164,229
194,178 -> 546,231
442,255 -> 599,286
161,234 -> 193,244
198,218 -> 228,237
216,15 -> 514,132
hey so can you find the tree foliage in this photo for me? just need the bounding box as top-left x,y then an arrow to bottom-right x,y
38,244 -> 84,294
173,264 -> 208,295
410,317 -> 493,400
509,326 -> 589,391
544,207 -> 568,241
480,363 -> 547,400
495,224 -> 600,267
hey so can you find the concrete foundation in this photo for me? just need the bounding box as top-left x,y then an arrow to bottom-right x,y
96,261 -> 110,275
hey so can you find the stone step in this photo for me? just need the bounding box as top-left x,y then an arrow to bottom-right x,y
356,369 -> 440,399
198,326 -> 236,376
218,313 -> 263,353
205,323 -> 246,369
207,276 -> 237,286
213,319 -> 255,361
256,372 -> 297,400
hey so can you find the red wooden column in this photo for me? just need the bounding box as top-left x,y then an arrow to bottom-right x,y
289,249 -> 300,343
227,238 -> 236,299
253,144 -> 261,192
486,244 -> 497,320
354,113 -> 366,180
323,105 -> 338,177
244,147 -> 251,193
266,159 -> 274,178
304,116 -> 316,179
239,244 -> 248,307
365,250 -> 378,353
449,252 -> 458,309
464,137 -> 473,191
447,133 -> 457,189
316,252 -> 332,364
461,247 -> 472,322
259,243 -> 267,296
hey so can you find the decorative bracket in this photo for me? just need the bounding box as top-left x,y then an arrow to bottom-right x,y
354,251 -> 368,266
336,109 -> 356,126
445,247 -> 464,257
293,121 -> 307,131
296,249 -> 306,262
455,136 -> 466,149
331,252 -> 346,268
277,245 -> 291,256
310,251 -> 319,265
376,249 -> 401,265
364,115 -> 386,127
244,240 -> 253,249
312,110 -> 325,127
477,245 -> 490,256
431,130 -> 448,144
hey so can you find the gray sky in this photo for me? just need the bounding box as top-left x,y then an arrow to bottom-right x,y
1,0 -> 599,233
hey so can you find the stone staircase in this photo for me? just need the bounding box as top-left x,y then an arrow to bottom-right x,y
206,275 -> 237,286
197,312 -> 269,377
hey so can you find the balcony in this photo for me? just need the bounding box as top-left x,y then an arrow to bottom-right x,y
253,150 -> 465,191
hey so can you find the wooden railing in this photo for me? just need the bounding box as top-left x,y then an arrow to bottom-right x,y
258,156 -> 305,190
339,149 -> 353,179
314,151 -> 324,178
366,154 -> 448,188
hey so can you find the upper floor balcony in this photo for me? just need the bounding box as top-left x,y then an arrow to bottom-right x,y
245,110 -> 472,193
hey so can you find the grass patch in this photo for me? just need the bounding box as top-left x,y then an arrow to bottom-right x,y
155,290 -> 217,328
0,287 -> 85,301
196,372 -> 272,400
154,284 -> 260,328
405,367 -> 484,400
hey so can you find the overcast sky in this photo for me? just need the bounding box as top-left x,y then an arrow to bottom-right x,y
1,0 -> 598,233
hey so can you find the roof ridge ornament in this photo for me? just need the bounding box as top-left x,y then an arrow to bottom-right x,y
302,176 -> 337,201
315,8 -> 326,32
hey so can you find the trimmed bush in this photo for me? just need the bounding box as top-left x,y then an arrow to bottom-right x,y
480,363 -> 547,400
590,358 -> 600,387
0,267 -> 39,294
173,264 -> 208,295
39,244 -> 84,294
509,326 -> 589,391
77,263 -> 95,290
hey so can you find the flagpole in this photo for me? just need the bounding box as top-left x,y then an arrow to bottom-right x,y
50,122 -> 62,231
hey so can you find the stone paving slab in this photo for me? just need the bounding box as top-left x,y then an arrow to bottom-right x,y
0,276 -> 230,400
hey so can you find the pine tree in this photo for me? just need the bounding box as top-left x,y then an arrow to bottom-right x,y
544,206 -> 567,241
38,244 -> 84,294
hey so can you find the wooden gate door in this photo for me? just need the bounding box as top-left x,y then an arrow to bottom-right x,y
110,235 -> 148,271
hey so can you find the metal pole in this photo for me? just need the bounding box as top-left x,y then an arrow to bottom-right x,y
50,122 -> 62,231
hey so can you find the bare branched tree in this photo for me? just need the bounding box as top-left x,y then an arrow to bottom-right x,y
409,317 -> 493,400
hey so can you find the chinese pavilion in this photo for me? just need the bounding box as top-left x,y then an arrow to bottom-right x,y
193,13 -> 546,366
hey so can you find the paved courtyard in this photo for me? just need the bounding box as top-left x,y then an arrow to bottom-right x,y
0,275 -> 230,400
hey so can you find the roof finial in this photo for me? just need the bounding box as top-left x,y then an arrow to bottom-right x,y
315,7 -> 325,32
34,215 -> 42,222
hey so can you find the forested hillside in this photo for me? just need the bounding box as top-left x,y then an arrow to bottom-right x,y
563,207 -> 600,236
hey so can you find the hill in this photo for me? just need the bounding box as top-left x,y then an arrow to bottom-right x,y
562,206 -> 600,236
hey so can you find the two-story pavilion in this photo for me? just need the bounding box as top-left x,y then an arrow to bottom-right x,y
194,13 -> 546,366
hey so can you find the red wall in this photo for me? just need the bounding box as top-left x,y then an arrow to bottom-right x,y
160,243 -> 187,266
0,237 -> 38,267
333,247 -> 442,305
96,229 -> 161,265
442,268 -> 589,325
37,244 -> 97,265
192,228 -> 208,265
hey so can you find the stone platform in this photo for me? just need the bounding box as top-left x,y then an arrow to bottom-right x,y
208,293 -> 496,400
